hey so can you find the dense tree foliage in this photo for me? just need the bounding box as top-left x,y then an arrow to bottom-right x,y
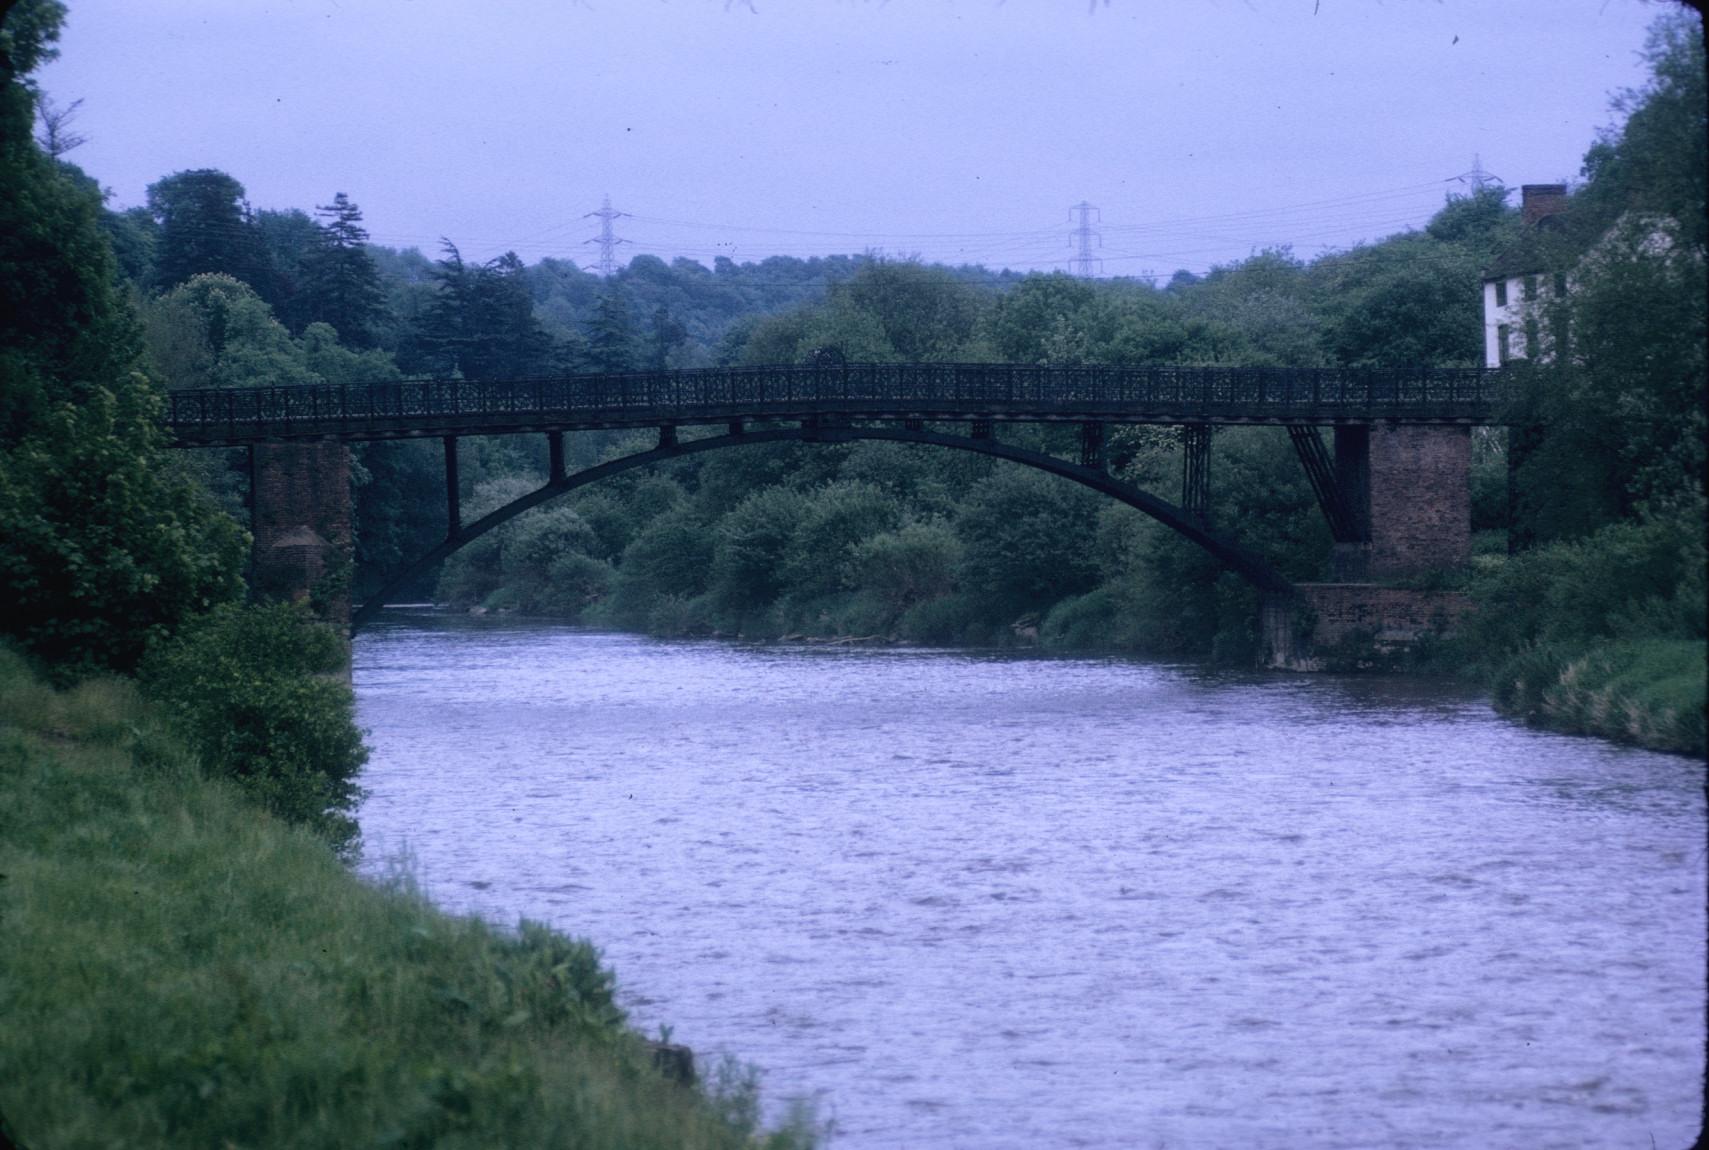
146,169 -> 267,292
0,2 -> 245,678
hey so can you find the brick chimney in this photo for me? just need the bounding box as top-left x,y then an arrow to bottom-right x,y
1520,184 -> 1569,227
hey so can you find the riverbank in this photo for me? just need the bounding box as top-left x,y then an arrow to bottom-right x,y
1489,637 -> 1705,758
0,651 -> 814,1149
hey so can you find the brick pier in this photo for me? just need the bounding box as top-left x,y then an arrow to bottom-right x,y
1268,425 -> 1474,669
249,442 -> 353,623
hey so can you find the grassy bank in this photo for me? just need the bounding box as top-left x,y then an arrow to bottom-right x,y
0,652 -> 812,1149
1491,637 -> 1706,758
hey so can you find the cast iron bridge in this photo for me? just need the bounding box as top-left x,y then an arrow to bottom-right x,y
162,363 -> 1512,632
167,363 -> 1506,446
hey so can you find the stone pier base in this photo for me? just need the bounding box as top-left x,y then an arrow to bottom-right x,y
1262,584 -> 1472,671
250,442 -> 353,625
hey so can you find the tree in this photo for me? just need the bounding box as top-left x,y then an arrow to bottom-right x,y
101,204 -> 158,287
1176,247 -> 1325,366
955,469 -> 1102,613
405,242 -> 553,377
145,273 -> 320,390
851,521 -> 962,615
303,192 -> 384,346
783,481 -> 902,599
985,273 -> 1098,364
470,251 -> 552,377
586,289 -> 638,373
1,1 -> 245,677
405,240 -> 478,375
1315,237 -> 1484,367
146,168 -> 267,292
649,305 -> 688,370
33,91 -> 83,156
615,507 -> 714,603
1575,10 -> 1707,251
0,0 -> 66,87
251,207 -> 321,332
835,259 -> 981,361
1508,9 -> 1707,544
1425,185 -> 1516,249
710,486 -> 809,609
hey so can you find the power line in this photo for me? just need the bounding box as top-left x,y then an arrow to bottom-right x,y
583,194 -> 630,276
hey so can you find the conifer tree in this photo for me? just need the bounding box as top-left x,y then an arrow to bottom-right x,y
304,192 -> 384,347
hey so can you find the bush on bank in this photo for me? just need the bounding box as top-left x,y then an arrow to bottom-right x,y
1461,508 -> 1707,757
141,602 -> 369,859
0,648 -> 816,1149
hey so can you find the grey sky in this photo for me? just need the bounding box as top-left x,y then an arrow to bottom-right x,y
40,1 -> 1668,277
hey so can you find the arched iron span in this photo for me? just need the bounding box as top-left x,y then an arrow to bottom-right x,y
349,426 -> 1295,635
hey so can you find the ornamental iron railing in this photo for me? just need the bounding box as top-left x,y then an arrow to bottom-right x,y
165,363 -> 1509,446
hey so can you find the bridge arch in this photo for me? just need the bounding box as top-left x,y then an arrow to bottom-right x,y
350,424 -> 1294,634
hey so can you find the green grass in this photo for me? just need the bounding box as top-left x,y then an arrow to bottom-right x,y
1492,637 -> 1707,758
0,650 -> 814,1149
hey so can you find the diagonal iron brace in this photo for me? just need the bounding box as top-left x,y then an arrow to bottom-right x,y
1287,425 -> 1365,543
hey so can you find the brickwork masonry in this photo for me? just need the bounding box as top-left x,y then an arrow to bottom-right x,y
1367,425 -> 1471,578
1263,584 -> 1473,671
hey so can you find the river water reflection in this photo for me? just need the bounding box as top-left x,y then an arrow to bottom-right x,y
354,613 -> 1704,1149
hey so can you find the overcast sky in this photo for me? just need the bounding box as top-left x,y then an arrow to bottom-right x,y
38,0 -> 1673,278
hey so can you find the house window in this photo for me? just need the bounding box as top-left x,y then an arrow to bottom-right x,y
1498,324 -> 1512,363
1523,275 -> 1538,302
1554,272 -> 1568,295
1525,318 -> 1540,358
1494,280 -> 1508,307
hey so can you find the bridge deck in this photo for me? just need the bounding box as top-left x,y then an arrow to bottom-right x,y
166,364 -> 1509,446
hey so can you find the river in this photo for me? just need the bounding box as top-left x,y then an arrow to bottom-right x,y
353,612 -> 1704,1149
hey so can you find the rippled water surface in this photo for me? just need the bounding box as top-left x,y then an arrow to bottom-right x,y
355,614 -> 1705,1149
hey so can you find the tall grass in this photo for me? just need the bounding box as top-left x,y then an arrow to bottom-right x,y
0,649 -> 815,1149
1492,638 -> 1706,757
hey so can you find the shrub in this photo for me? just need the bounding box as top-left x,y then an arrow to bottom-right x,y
711,486 -> 809,609
142,604 -> 367,858
897,592 -> 996,646
1464,509 -> 1706,667
783,481 -> 902,599
1040,586 -> 1126,650
851,521 -> 962,616
541,552 -> 617,617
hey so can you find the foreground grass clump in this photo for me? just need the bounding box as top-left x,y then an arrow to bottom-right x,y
1493,638 -> 1707,758
0,651 -> 813,1149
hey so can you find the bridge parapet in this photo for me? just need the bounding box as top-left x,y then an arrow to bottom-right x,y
166,364 -> 1509,446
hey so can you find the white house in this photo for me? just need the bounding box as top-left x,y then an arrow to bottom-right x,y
1481,184 -> 1570,368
